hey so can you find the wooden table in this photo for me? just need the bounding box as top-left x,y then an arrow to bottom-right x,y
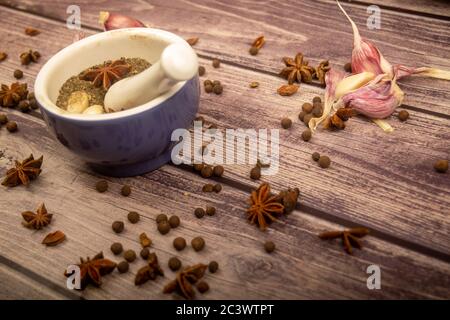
0,0 -> 449,300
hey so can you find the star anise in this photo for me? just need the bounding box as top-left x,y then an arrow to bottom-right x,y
21,203 -> 53,229
0,82 -> 28,107
247,183 -> 285,231
135,252 -> 164,285
319,227 -> 370,254
315,60 -> 331,86
64,252 -> 116,290
2,154 -> 43,187
163,264 -> 207,299
279,53 -> 315,84
80,59 -> 131,90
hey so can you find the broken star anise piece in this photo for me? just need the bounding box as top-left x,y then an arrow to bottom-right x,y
2,154 -> 43,187
80,59 -> 131,90
22,203 -> 53,229
275,187 -> 299,214
20,50 -> 40,65
323,108 -> 357,130
279,53 -> 315,84
64,252 -> 116,290
315,60 -> 331,86
163,264 -> 207,300
319,227 -> 370,254
0,82 -> 28,107
246,183 -> 285,231
134,252 -> 164,285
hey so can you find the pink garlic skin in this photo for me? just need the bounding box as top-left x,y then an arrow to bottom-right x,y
325,69 -> 346,99
101,12 -> 146,31
351,38 -> 385,75
342,80 -> 401,118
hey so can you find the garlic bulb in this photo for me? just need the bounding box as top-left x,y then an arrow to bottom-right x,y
99,11 -> 146,31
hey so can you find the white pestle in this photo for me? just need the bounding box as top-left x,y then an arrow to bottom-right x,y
104,42 -> 199,112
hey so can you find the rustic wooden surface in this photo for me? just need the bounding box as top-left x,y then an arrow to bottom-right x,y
0,0 -> 449,300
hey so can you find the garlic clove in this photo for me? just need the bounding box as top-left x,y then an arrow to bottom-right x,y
67,91 -> 89,114
99,11 -> 146,31
82,105 -> 105,115
334,71 -> 375,99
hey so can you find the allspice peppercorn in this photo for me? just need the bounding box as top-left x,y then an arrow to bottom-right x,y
121,185 -> 131,196
140,248 -> 150,260
0,114 -> 8,124
205,84 -> 213,93
110,242 -> 123,255
167,215 -> 179,228
213,84 -> 223,95
157,221 -> 171,235
312,96 -> 322,104
95,180 -> 108,193
312,105 -> 323,117
298,111 -> 306,121
191,237 -> 205,252
213,165 -> 224,177
168,257 -> 182,271
318,155 -> 331,168
281,117 -> 292,129
6,121 -> 18,132
344,62 -> 352,72
112,221 -> 124,233
13,69 -> 23,79
156,213 -> 168,224
194,163 -> 205,172
249,46 -> 259,55
117,261 -> 129,273
264,241 -> 276,253
302,129 -> 312,142
201,165 -> 213,178
302,102 -> 313,113
213,183 -> 222,193
434,159 -> 448,173
173,237 -> 187,251
198,66 -> 205,76
18,100 -> 30,113
127,211 -> 140,224
250,166 -> 261,180
312,152 -> 320,162
124,249 -> 136,262
212,58 -> 220,68
206,206 -> 216,216
303,114 -> 313,127
208,261 -> 219,273
197,281 -> 210,293
194,207 -> 205,219
398,110 -> 409,122
202,183 -> 214,192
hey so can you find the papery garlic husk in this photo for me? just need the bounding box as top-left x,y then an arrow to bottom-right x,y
309,68 -> 346,131
394,64 -> 450,80
99,11 -> 146,31
337,1 -> 392,76
341,74 -> 404,119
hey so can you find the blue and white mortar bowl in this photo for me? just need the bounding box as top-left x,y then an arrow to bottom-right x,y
35,28 -> 200,177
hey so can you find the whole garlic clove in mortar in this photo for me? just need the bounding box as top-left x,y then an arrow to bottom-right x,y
67,91 -> 89,113
83,105 -> 105,115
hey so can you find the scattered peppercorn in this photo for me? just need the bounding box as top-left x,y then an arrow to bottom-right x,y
344,62 -> 352,72
201,165 -> 213,178
204,80 -> 212,86
6,121 -> 18,132
206,206 -> 216,216
213,80 -> 221,87
0,114 -> 8,124
302,129 -> 312,142
28,98 -> 38,109
249,46 -> 259,55
194,163 -> 205,172
27,92 -> 35,100
198,66 -> 205,76
249,81 -> 259,88
303,113 -> 313,127
281,117 -> 292,129
140,248 -> 150,260
213,184 -> 222,193
18,100 -> 30,113
213,165 -> 224,177
202,184 -> 214,192
168,215 -> 180,228
124,249 -> 136,262
434,159 -> 448,173
173,237 -> 187,251
318,155 -> 331,168
302,102 -> 313,113
398,110 -> 409,122
205,84 -> 213,93
117,261 -> 129,273
264,241 -> 276,253
156,213 -> 168,224
168,257 -> 182,271
197,281 -> 209,293
121,185 -> 131,196
312,96 -> 322,104
13,69 -> 23,79
157,221 -> 171,235
110,242 -> 123,255
20,50 -> 40,65
112,221 -> 124,233
213,84 -> 223,95
212,59 -> 220,68
312,152 -> 320,161
250,166 -> 261,180
194,207 -> 205,219
312,105 -> 323,117
127,211 -> 140,224
298,111 -> 306,121
208,261 -> 219,273
95,180 -> 108,193
191,237 -> 205,252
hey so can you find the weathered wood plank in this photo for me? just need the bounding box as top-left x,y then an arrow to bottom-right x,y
1,0 -> 449,115
0,9 -> 448,255
0,112 -> 449,299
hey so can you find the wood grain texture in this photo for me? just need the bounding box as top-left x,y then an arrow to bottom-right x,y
0,112 -> 449,299
1,0 -> 450,116
351,0 -> 450,18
